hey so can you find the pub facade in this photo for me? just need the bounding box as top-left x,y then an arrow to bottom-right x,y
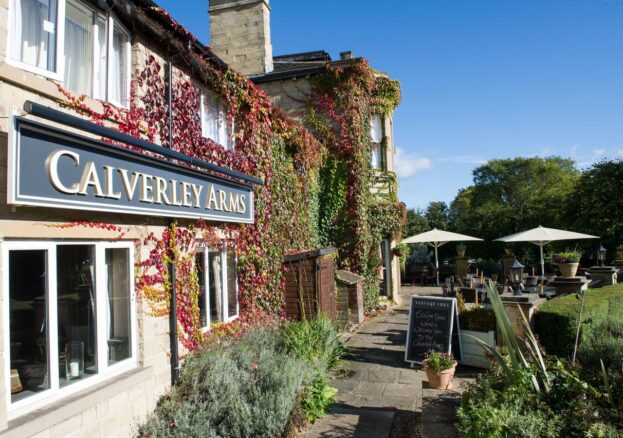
0,0 -> 267,435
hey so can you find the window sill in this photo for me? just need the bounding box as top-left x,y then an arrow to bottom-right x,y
3,366 -> 154,438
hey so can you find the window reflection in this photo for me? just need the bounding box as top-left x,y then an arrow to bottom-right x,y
106,248 -> 131,365
9,250 -> 50,402
57,245 -> 97,386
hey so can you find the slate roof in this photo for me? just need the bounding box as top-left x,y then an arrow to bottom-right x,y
251,50 -> 360,83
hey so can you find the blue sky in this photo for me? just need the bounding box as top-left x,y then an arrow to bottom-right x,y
156,0 -> 623,210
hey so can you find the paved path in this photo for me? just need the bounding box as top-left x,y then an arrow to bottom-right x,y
304,286 -> 476,438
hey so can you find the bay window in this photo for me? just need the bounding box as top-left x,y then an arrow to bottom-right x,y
370,114 -> 383,170
195,246 -> 239,329
201,91 -> 234,150
9,0 -> 131,107
3,241 -> 136,416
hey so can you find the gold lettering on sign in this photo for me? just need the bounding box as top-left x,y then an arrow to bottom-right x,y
154,176 -> 170,205
191,184 -> 203,208
103,166 -> 122,199
206,184 -> 219,210
219,190 -> 229,212
46,150 -> 80,194
169,179 -> 183,206
118,169 -> 140,200
239,194 -> 246,214
79,162 -> 104,197
139,174 -> 154,202
182,182 -> 193,207
228,193 -> 240,213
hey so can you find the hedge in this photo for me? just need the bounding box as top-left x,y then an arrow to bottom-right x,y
533,284 -> 623,358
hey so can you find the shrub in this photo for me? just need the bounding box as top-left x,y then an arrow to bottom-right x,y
459,306 -> 496,332
282,314 -> 345,370
534,284 -> 623,357
578,315 -> 623,370
554,249 -> 582,263
301,374 -> 338,423
138,328 -> 308,438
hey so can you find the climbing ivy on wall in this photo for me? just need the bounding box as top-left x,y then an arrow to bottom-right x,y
57,10 -> 324,349
308,61 -> 405,311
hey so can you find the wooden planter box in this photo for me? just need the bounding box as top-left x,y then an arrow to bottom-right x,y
460,329 -> 495,369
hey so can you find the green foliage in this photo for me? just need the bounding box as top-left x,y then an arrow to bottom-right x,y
368,201 -> 407,242
554,249 -> 582,263
448,157 -> 579,259
282,315 -> 345,370
458,281 -> 623,437
578,311 -> 623,370
425,201 -> 449,230
424,350 -> 456,373
534,284 -> 623,357
459,306 -> 497,332
301,374 -> 338,423
565,160 -> 623,255
371,76 -> 401,113
316,157 -> 348,247
405,207 -> 429,236
138,328 -> 307,438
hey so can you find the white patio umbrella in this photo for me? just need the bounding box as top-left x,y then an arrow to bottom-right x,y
401,228 -> 483,285
494,225 -> 599,277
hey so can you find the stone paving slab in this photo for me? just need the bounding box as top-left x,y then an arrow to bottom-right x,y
304,407 -> 395,438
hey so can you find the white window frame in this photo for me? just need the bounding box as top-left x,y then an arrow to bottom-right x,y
200,92 -> 235,150
6,0 -> 66,81
1,240 -> 137,419
6,0 -> 131,108
196,245 -> 239,331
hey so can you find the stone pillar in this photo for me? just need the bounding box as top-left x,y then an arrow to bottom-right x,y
549,277 -> 589,295
588,266 -> 618,286
209,0 -> 274,76
454,256 -> 469,283
500,294 -> 546,339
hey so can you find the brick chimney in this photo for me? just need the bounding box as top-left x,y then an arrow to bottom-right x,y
209,0 -> 274,76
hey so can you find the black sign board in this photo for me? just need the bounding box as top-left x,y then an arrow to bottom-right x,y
404,296 -> 461,364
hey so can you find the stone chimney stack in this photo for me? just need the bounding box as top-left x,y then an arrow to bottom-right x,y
209,0 -> 274,76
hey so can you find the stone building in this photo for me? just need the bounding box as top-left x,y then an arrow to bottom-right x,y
209,0 -> 403,301
0,0 -> 267,435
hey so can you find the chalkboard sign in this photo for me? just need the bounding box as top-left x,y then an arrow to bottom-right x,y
404,296 -> 461,364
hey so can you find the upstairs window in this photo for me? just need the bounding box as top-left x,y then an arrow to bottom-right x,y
201,92 -> 234,150
370,114 -> 383,169
10,0 -> 59,74
9,0 -> 131,107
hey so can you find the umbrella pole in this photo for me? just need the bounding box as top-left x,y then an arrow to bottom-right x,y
540,244 -> 545,278
435,244 -> 440,286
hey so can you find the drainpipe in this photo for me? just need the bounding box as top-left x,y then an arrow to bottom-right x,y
166,59 -> 180,386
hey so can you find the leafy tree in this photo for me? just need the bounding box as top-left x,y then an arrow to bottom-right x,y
425,201 -> 449,230
449,157 -> 579,258
565,160 -> 623,255
405,208 -> 429,237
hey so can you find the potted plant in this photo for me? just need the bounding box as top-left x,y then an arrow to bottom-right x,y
617,244 -> 623,260
459,306 -> 496,369
554,249 -> 582,277
424,350 -> 457,389
456,243 -> 466,257
392,243 -> 409,257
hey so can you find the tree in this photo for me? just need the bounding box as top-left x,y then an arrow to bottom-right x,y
405,208 -> 429,237
449,157 -> 579,258
425,201 -> 449,230
566,160 -> 623,255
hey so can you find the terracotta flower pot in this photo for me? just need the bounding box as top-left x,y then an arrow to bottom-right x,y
457,250 -> 466,257
425,364 -> 456,389
558,262 -> 579,278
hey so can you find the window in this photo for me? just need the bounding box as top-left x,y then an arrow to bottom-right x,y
201,92 -> 234,150
9,0 -> 131,107
195,246 -> 238,329
3,241 -> 135,416
370,114 -> 383,169
10,0 -> 59,75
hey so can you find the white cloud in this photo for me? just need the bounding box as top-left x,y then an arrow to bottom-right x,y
394,148 -> 432,179
540,146 -> 553,156
592,148 -> 607,159
617,149 -> 623,158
